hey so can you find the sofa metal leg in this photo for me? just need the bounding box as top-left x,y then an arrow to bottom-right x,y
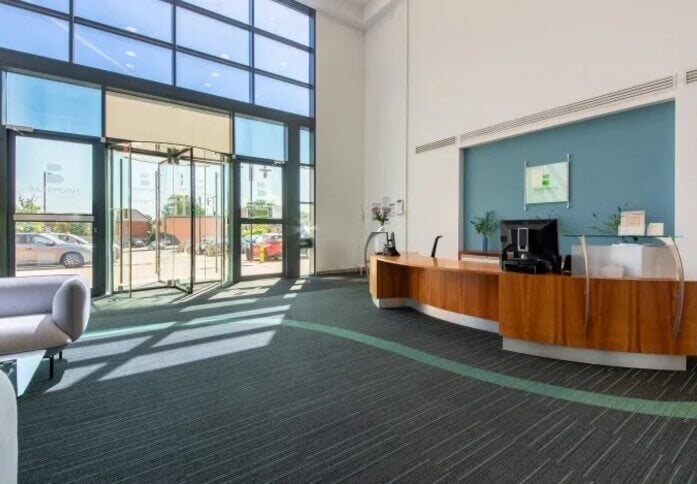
59,351 -> 63,360
49,356 -> 54,379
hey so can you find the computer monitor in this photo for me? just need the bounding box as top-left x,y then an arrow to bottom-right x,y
499,219 -> 560,273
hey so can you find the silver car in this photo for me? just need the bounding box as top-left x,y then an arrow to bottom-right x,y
15,233 -> 92,268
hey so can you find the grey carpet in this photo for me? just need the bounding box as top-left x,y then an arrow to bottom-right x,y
16,275 -> 697,482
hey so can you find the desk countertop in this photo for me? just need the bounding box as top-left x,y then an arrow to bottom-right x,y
373,253 -> 502,275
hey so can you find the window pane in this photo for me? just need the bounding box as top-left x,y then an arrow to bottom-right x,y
235,116 -> 286,161
241,224 -> 283,277
300,204 -> 314,276
177,7 -> 249,65
177,53 -> 249,102
254,74 -> 310,116
240,163 -> 283,219
182,0 -> 248,23
75,0 -> 172,41
300,127 -> 313,165
300,166 -> 314,203
20,0 -> 69,12
0,4 -> 68,61
15,223 -> 93,287
3,72 -> 102,137
74,25 -> 173,84
254,0 -> 310,46
255,34 -> 309,83
15,137 -> 93,215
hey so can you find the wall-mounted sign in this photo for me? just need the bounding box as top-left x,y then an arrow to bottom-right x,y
524,154 -> 570,210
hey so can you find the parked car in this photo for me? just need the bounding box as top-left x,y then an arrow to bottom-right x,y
148,234 -> 179,250
201,237 -> 228,257
15,233 -> 92,268
53,232 -> 121,260
300,228 -> 314,248
245,233 -> 282,261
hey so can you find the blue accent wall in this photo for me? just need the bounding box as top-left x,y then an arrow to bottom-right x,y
461,102 -> 675,254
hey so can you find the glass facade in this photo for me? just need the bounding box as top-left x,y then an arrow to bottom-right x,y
176,53 -> 250,102
74,0 -> 173,41
2,72 -> 102,137
74,25 -> 173,84
235,115 -> 287,161
0,4 -> 69,61
0,0 -> 314,117
0,0 -> 316,290
177,7 -> 249,65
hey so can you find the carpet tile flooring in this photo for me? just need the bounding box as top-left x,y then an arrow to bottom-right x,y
15,275 -> 697,482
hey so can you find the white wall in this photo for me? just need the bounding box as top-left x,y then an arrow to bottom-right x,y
364,1 -> 408,248
364,0 -> 697,275
315,13 -> 365,272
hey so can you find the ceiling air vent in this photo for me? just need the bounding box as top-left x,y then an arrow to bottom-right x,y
415,136 -> 456,154
460,75 -> 676,142
687,69 -> 697,85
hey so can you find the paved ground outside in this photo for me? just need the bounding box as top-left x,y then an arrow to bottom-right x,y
16,247 -> 299,286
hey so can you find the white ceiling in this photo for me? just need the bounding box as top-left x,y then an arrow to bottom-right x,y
297,0 -> 394,30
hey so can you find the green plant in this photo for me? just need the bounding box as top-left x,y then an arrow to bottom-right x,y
371,205 -> 392,225
590,204 -> 629,235
470,210 -> 497,238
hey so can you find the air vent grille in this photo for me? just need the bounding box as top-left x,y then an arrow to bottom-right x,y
460,76 -> 676,142
415,136 -> 456,154
687,69 -> 697,85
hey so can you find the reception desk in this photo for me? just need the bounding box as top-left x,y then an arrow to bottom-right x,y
370,253 -> 697,370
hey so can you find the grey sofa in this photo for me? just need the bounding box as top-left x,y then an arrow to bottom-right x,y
0,370 -> 17,484
0,275 -> 90,394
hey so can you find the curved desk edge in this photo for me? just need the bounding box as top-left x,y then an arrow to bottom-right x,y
372,297 -> 499,334
502,338 -> 686,371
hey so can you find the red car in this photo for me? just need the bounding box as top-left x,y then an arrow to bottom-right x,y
245,234 -> 283,261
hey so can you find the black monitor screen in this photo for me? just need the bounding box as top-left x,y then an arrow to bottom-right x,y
500,219 -> 559,261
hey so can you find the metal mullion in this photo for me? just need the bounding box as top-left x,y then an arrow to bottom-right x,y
172,0 -> 177,86
240,218 -> 283,225
252,28 -> 313,54
268,0 -> 314,17
177,1 -> 252,31
253,68 -> 312,89
249,0 -> 255,104
69,0 -> 74,63
73,18 -> 174,50
309,12 -> 315,117
235,154 -> 284,165
175,46 -> 251,72
0,0 -> 69,19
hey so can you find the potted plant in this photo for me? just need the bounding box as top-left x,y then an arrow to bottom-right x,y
470,210 -> 497,252
371,204 -> 392,230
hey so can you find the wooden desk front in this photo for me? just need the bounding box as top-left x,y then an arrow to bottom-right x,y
370,254 -> 697,357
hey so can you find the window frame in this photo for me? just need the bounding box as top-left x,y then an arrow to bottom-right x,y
0,0 -> 315,118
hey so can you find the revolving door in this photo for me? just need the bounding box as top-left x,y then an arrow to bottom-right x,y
109,142 -> 231,294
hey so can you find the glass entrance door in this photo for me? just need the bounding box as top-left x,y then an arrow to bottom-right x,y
239,162 -> 284,278
109,142 -> 230,294
11,133 -> 99,289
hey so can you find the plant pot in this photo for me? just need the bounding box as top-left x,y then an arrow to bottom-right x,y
481,236 -> 488,252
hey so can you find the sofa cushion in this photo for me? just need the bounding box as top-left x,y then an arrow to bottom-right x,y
0,314 -> 71,355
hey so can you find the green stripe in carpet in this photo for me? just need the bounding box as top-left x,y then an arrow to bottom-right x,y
82,316 -> 697,418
